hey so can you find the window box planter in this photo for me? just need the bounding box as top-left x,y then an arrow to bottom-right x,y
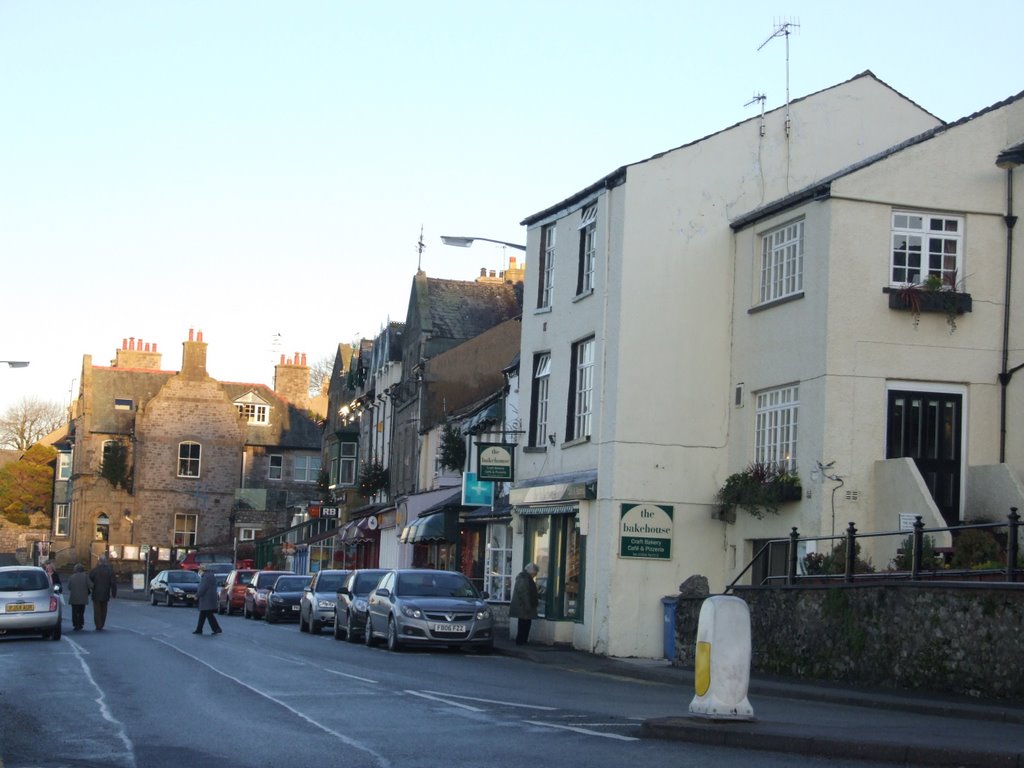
884,286 -> 972,332
716,462 -> 802,521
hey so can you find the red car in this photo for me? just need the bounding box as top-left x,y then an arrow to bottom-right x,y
218,569 -> 257,615
243,570 -> 293,620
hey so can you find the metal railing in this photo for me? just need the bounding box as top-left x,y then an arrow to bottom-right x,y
727,507 -> 1021,592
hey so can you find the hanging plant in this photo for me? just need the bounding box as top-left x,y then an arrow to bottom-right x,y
716,461 -> 801,520
358,458 -> 389,497
439,423 -> 466,472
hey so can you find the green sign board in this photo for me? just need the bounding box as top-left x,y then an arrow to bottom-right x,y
476,443 -> 515,481
619,503 -> 673,560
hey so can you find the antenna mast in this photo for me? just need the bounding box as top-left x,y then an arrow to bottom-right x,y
416,225 -> 426,273
758,18 -> 799,135
745,93 -> 767,136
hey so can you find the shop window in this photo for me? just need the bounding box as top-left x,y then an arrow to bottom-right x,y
485,523 -> 514,601
523,512 -> 583,621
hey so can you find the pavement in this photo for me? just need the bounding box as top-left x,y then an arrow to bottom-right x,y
491,636 -> 1024,767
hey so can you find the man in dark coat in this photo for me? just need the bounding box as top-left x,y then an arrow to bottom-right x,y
88,554 -> 117,630
66,563 -> 91,631
193,566 -> 223,635
509,563 -> 540,646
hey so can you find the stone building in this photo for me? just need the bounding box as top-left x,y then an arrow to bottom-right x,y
56,330 -> 323,570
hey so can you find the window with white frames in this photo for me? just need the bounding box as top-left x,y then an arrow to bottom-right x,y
174,513 -> 197,547
178,441 -> 201,478
577,204 -> 597,295
57,452 -> 72,480
537,224 -> 556,308
530,352 -> 551,447
54,504 -> 69,537
891,211 -> 963,287
235,402 -> 269,425
295,454 -> 321,482
239,527 -> 258,541
760,219 -> 804,303
567,338 -> 595,441
755,385 -> 799,471
339,443 -> 356,485
268,454 -> 283,480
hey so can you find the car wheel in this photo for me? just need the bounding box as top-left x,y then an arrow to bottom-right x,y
299,611 -> 308,632
333,615 -> 343,641
476,641 -> 494,655
346,612 -> 359,644
165,593 -> 173,607
51,622 -> 62,641
310,618 -> 321,635
217,602 -> 225,615
364,615 -> 376,647
386,617 -> 402,652
266,609 -> 277,624
243,603 -> 250,619
150,592 -> 157,606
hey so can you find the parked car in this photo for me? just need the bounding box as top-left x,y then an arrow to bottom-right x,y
243,570 -> 292,620
179,551 -> 235,572
0,565 -> 62,641
149,569 -> 200,607
265,574 -> 312,623
218,569 -> 257,615
333,569 -> 388,642
364,569 -> 493,653
298,569 -> 349,634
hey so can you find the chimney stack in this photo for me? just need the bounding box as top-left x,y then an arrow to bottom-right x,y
180,328 -> 209,380
274,350 -> 311,409
112,333 -> 163,370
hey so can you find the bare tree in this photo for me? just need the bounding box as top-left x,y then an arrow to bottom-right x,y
308,353 -> 335,397
0,397 -> 67,450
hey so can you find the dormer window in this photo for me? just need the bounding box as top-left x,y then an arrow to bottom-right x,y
234,392 -> 270,425
114,398 -> 133,411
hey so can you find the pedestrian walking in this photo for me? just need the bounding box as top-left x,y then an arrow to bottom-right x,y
193,566 -> 223,635
88,554 -> 117,630
66,563 -> 91,631
510,563 -> 540,646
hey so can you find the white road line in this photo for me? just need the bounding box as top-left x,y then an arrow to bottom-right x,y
421,691 -> 558,710
155,638 -> 392,768
523,720 -> 639,742
404,690 -> 485,711
321,667 -> 379,684
67,638 -> 137,768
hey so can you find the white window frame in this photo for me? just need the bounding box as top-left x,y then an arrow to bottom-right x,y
568,338 -> 594,441
268,454 -> 283,480
577,204 -> 597,295
339,443 -> 357,485
760,219 -> 804,303
178,441 -> 201,478
235,402 -> 269,425
538,224 -> 556,308
57,451 -> 72,481
54,504 -> 69,537
238,527 -> 258,541
174,513 -> 198,547
890,211 -> 964,287
294,454 -> 321,483
755,384 -> 799,471
532,353 -> 551,447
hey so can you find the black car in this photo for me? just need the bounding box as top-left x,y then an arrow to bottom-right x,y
265,574 -> 311,623
149,570 -> 200,607
333,569 -> 388,642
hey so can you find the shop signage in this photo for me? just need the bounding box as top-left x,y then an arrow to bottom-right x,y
462,472 -> 495,507
476,442 -> 515,481
619,503 -> 673,560
320,506 -> 340,518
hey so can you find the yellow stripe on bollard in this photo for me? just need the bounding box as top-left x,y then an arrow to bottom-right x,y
694,640 -> 711,696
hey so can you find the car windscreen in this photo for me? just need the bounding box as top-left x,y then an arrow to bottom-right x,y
396,572 -> 477,598
274,578 -> 309,591
255,573 -> 288,588
167,572 -> 200,583
237,572 -> 256,585
313,574 -> 346,592
0,570 -> 49,592
353,572 -> 387,594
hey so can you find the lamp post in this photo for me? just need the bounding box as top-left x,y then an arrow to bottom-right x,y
441,235 -> 526,251
1,361 -> 29,368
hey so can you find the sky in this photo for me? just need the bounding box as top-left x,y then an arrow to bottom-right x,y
1,1 -> 1022,418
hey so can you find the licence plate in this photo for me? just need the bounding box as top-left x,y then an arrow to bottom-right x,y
291,605 -> 300,611
5,604 -> 33,613
432,623 -> 466,634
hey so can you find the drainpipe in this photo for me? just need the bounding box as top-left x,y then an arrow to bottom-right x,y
996,147 -> 1023,462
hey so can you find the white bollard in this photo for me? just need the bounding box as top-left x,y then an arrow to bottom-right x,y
688,595 -> 755,720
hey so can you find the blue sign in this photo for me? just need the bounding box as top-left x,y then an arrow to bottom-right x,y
462,472 -> 494,507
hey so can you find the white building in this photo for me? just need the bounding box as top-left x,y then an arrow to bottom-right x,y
511,72 -> 951,658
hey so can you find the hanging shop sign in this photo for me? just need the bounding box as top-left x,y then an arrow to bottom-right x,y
619,503 -> 673,560
462,472 -> 495,507
476,442 -> 516,481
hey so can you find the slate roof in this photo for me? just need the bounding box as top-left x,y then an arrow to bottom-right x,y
413,275 -> 521,356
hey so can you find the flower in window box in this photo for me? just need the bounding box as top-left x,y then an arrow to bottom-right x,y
715,461 -> 802,520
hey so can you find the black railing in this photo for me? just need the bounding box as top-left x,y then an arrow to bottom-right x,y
727,507 -> 1021,592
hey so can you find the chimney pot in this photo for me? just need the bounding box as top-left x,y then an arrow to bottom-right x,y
301,353 -> 307,366
189,328 -> 194,342
122,338 -> 128,350
153,343 -> 158,352
280,354 -> 285,365
197,330 -> 203,342
129,336 -> 135,350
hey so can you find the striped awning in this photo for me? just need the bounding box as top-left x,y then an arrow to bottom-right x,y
513,503 -> 579,517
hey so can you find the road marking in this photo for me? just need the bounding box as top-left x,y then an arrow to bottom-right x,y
405,690 -> 485,711
322,667 -> 379,684
421,691 -> 558,710
523,720 -> 639,742
67,638 -> 138,767
156,638 -> 392,768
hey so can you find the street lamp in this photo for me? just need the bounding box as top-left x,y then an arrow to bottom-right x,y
1,361 -> 29,368
441,235 -> 526,251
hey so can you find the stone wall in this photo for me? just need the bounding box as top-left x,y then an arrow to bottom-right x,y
673,584 -> 1024,701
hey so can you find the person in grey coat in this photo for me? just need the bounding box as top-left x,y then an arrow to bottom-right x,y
66,563 -> 91,631
509,563 -> 540,646
88,554 -> 117,630
193,566 -> 223,635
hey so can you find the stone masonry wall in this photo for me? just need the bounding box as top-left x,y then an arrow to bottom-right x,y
674,584 -> 1024,701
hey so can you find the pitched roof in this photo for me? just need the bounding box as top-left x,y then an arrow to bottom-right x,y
413,275 -> 521,347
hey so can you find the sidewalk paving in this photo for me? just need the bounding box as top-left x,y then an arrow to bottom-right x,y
492,637 -> 1024,767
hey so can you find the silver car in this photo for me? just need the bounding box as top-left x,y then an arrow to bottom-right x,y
298,569 -> 349,634
0,566 -> 63,641
364,569 -> 493,653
